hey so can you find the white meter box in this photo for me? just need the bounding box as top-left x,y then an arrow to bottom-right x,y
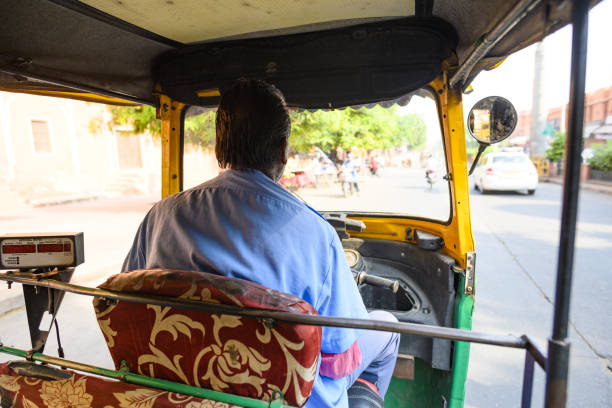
0,233 -> 84,269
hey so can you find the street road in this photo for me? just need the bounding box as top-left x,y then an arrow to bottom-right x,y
1,168 -> 610,406
464,179 -> 612,407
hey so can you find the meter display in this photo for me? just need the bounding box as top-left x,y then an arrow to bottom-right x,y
0,233 -> 84,269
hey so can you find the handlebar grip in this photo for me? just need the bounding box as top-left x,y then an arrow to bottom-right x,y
354,271 -> 400,293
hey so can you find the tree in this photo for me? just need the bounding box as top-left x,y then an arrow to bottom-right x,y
110,105 -> 160,135
184,111 -> 216,147
289,105 -> 426,153
588,141 -> 612,172
109,105 -> 217,148
545,131 -> 566,162
289,109 -> 341,152
397,113 -> 426,150
109,104 -> 428,153
465,133 -> 480,160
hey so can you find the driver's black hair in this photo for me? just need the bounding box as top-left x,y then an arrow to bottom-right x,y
215,78 -> 291,172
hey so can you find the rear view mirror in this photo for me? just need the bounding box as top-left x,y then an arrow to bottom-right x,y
467,96 -> 517,175
468,96 -> 517,144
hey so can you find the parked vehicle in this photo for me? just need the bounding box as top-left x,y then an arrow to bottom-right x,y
473,152 -> 539,194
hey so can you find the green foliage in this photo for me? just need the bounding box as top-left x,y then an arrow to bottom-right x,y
545,131 -> 566,162
466,132 -> 517,161
109,105 -> 216,148
185,111 -> 216,147
110,105 -> 160,135
108,104 -> 428,153
88,117 -> 104,135
465,133 -> 479,159
289,106 -> 426,153
397,113 -> 427,150
588,141 -> 612,171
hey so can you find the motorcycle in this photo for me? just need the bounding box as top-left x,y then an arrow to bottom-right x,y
425,168 -> 437,190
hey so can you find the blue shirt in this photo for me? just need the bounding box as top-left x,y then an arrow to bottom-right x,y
341,160 -> 358,182
122,168 -> 368,407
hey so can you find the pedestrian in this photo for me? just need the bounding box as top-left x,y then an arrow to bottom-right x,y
313,157 -> 323,188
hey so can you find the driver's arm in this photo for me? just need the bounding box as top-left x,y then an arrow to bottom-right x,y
315,233 -> 369,378
121,212 -> 150,272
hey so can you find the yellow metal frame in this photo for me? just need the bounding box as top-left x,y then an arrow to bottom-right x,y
158,94 -> 185,198
0,89 -> 141,106
349,72 -> 475,269
157,69 -> 475,267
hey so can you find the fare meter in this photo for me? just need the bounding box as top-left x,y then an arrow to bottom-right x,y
0,233 -> 83,353
0,233 -> 84,269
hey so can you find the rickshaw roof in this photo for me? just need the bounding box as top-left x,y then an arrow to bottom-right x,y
0,0 -> 600,108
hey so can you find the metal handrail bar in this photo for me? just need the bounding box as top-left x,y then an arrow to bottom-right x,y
521,335 -> 547,369
0,273 -> 527,349
521,350 -> 536,408
0,344 -> 291,408
545,1 -> 589,406
0,63 -> 151,106
449,0 -> 541,89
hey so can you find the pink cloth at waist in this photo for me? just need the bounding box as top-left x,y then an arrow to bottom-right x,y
319,341 -> 362,379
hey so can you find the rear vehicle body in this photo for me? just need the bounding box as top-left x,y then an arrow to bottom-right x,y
473,152 -> 538,194
0,0 -> 597,407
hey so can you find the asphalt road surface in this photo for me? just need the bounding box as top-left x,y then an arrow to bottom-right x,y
1,167 -> 610,406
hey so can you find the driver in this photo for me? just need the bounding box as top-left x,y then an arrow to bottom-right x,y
122,78 -> 399,407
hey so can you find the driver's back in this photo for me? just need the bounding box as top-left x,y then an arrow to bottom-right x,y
122,167 -> 369,407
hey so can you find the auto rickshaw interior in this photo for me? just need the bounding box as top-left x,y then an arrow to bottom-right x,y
0,1 -> 594,407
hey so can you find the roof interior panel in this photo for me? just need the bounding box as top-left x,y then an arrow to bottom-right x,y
78,0 -> 415,43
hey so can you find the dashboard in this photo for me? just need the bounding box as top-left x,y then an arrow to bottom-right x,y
342,237 -> 457,371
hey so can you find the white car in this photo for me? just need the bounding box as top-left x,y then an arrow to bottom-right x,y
473,152 -> 538,194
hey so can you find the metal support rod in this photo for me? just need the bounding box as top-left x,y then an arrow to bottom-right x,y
449,0 -> 541,89
521,335 -> 547,370
521,351 -> 535,408
545,0 -> 589,406
468,144 -> 487,176
0,345 -> 291,408
0,65 -> 152,106
0,273 -> 527,349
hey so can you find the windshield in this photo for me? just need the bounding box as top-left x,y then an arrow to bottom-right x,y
183,93 -> 450,221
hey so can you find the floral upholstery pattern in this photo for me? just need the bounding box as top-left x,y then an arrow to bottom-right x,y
0,362 -> 240,408
92,269 -> 322,407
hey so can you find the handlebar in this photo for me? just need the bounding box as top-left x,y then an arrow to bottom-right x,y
353,271 -> 400,293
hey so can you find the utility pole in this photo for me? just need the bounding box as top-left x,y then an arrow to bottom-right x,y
530,41 -> 547,157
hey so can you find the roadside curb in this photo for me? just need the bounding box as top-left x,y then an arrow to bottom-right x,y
0,288 -> 25,316
29,194 -> 101,208
542,178 -> 612,195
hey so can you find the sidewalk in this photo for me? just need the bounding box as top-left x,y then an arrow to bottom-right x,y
0,192 -> 102,213
543,177 -> 612,195
29,193 -> 102,208
0,262 -> 121,316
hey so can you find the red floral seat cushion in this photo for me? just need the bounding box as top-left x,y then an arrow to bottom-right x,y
0,362 -> 241,408
93,269 -> 322,407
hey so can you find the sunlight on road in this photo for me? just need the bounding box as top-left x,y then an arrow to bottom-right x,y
297,167 -> 451,220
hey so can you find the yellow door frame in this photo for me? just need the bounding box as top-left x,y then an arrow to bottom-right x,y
349,72 -> 475,269
157,94 -> 185,198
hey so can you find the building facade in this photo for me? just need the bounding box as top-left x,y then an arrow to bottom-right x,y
0,92 -> 162,208
509,84 -> 612,152
508,110 -> 532,147
0,92 -> 220,209
546,85 -> 612,148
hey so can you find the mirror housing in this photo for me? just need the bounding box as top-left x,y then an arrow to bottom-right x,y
467,96 -> 518,176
